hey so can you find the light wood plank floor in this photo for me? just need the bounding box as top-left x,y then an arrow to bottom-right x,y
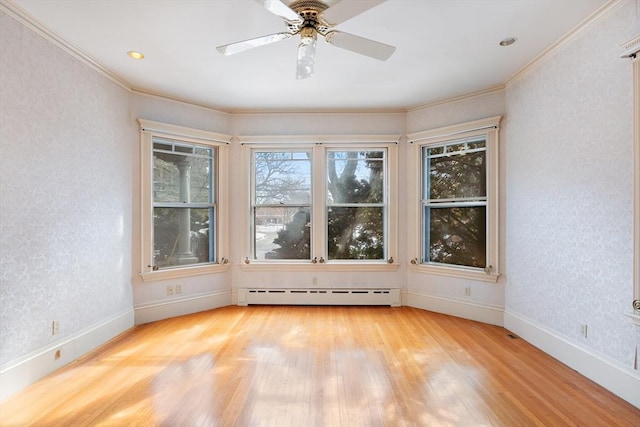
1,306 -> 638,426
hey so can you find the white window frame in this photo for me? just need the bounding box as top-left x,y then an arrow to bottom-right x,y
634,51 -> 640,317
240,135 -> 399,272
407,116 -> 501,283
138,119 -> 230,282
621,34 -> 640,319
251,148 -> 313,263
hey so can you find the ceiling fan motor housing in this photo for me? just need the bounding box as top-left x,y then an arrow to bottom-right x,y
288,0 -> 331,35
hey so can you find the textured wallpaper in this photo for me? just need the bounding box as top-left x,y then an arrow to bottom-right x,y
0,12 -> 134,366
504,2 -> 638,366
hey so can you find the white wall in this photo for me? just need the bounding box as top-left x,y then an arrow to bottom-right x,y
0,10 -> 135,399
503,0 -> 639,402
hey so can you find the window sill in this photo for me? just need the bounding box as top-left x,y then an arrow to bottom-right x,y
240,262 -> 399,273
140,263 -> 229,282
410,264 -> 500,283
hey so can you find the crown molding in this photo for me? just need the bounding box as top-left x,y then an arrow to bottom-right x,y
407,85 -> 505,114
620,33 -> 640,58
0,0 -> 132,92
505,0 -> 627,87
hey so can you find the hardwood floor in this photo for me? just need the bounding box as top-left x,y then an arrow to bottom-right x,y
1,306 -> 638,426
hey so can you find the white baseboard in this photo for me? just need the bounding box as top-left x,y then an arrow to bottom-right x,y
504,310 -> 640,408
0,309 -> 134,402
403,290 -> 504,326
134,290 -> 232,325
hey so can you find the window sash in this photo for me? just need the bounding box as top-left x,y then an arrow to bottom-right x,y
253,150 -> 312,206
151,140 -> 217,270
153,138 -> 215,206
152,206 -> 215,267
422,140 -> 487,202
420,136 -> 489,270
251,150 -> 313,261
422,205 -> 487,267
252,206 -> 311,261
325,149 -> 388,261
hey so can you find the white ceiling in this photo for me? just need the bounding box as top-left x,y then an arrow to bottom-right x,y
9,0 -> 607,112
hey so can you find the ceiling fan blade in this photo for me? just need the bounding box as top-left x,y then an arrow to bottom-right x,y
325,31 -> 395,61
254,0 -> 301,23
322,0 -> 386,26
296,35 -> 317,80
217,32 -> 293,56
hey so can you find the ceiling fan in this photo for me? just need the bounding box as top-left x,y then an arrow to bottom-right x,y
216,0 -> 395,79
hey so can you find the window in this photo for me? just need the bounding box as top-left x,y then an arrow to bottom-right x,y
252,150 -> 312,260
152,139 -> 214,268
139,119 -> 230,281
422,138 -> 487,268
408,116 -> 501,282
327,150 -> 385,260
245,138 -> 397,270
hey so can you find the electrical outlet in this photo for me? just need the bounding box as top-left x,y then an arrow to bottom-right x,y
52,321 -> 59,335
166,285 -> 175,296
175,284 -> 182,294
464,287 -> 471,296
580,324 -> 588,339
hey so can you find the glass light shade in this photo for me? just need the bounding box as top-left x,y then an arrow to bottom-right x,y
296,36 -> 317,79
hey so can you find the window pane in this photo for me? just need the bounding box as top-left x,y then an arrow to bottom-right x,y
424,143 -> 486,200
327,151 -> 384,204
328,207 -> 384,260
254,207 -> 311,260
153,207 -> 213,268
254,152 -> 311,204
425,206 -> 486,268
154,151 -> 213,204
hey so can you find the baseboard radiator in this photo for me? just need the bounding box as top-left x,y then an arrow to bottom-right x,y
237,288 -> 401,307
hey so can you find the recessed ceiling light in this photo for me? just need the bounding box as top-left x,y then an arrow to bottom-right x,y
499,37 -> 517,47
127,51 -> 145,60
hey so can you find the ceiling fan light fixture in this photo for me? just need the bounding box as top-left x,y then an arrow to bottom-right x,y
297,27 -> 317,79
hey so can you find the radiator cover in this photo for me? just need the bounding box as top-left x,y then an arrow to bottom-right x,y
237,288 -> 401,307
